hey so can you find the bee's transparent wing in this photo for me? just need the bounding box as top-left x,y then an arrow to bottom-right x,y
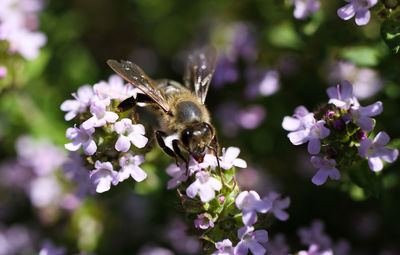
107,59 -> 170,112
184,46 -> 217,105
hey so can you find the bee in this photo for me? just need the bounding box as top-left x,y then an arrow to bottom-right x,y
107,46 -> 219,166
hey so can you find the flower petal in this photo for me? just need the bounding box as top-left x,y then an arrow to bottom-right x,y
130,166 -> 147,182
355,9 -> 370,26
83,140 -> 97,155
242,210 -> 257,226
337,4 -> 355,20
308,138 -> 321,155
115,135 -> 131,152
312,169 -> 329,185
373,131 -> 390,146
282,116 -> 301,131
368,157 -> 383,171
359,101 -> 383,117
356,117 -> 374,132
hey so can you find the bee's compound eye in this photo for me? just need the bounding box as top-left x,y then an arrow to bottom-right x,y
181,129 -> 191,146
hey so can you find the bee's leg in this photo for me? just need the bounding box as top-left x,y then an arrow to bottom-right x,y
117,94 -> 155,112
209,135 -> 223,184
155,130 -> 178,163
172,139 -> 189,175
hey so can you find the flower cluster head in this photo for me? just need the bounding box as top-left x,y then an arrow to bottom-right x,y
283,80 -> 398,185
61,75 -> 148,193
337,0 -> 377,26
0,0 -> 47,60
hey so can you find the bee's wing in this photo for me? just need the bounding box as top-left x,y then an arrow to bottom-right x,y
107,59 -> 170,112
183,46 -> 217,105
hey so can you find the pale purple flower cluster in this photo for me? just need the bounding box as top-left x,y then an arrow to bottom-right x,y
292,0 -> 321,20
61,75 -> 148,193
328,61 -> 383,99
0,0 -> 46,59
283,80 -> 398,185
297,220 -> 351,255
337,0 -> 377,26
211,190 -> 289,255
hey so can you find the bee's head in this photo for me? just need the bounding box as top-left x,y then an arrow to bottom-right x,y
181,122 -> 214,161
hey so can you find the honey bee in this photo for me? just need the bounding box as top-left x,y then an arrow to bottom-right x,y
107,46 -> 219,166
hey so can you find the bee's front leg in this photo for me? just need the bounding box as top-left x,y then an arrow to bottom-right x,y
172,139 -> 189,175
155,130 -> 179,164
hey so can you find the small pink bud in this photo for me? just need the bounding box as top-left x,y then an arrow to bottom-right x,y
219,196 -> 226,204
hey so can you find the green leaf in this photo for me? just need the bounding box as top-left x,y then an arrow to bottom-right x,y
266,22 -> 304,50
340,46 -> 381,67
381,19 -> 400,54
347,162 -> 382,198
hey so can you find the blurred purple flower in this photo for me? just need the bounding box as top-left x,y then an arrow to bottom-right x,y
358,132 -> 399,171
298,244 -> 333,255
186,171 -> 222,202
292,0 -> 321,19
93,74 -> 139,101
60,85 -> 94,121
263,192 -> 290,221
298,220 -> 332,250
212,239 -> 234,255
235,190 -> 271,226
213,56 -> 239,87
216,102 -> 240,136
89,161 -> 119,193
138,246 -> 174,255
238,105 -> 266,130
232,23 -> 258,62
246,68 -> 280,99
235,226 -> 268,255
337,0 -> 377,26
310,156 -> 341,185
39,240 -> 66,255
29,175 -> 62,208
264,233 -> 290,255
349,101 -> 382,132
165,218 -> 201,254
16,136 -> 66,176
114,118 -> 148,152
81,97 -> 119,129
63,152 -> 95,197
328,61 -> 383,99
0,66 -> 7,79
327,80 -> 359,110
118,153 -> 146,182
0,225 -> 33,255
65,125 -> 97,156
194,213 -> 214,229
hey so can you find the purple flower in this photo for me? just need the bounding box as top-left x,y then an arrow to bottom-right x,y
114,118 -> 148,152
358,132 -> 399,171
219,147 -> 247,170
264,233 -> 290,255
327,80 -> 358,110
16,136 -> 66,176
81,96 -> 119,129
235,190 -> 271,226
93,74 -> 139,100
63,152 -> 95,197
328,61 -> 383,99
337,0 -> 377,26
60,85 -> 94,121
186,171 -> 222,202
245,68 -> 280,99
263,192 -> 290,221
89,161 -> 119,193
349,101 -> 383,131
211,239 -> 235,255
310,156 -> 341,185
282,105 -> 312,131
0,225 -> 33,255
298,220 -> 332,250
138,246 -> 174,255
166,163 -> 188,189
0,66 -> 7,79
29,175 -> 62,208
286,114 -> 330,154
299,244 -> 333,255
293,0 -> 321,20
238,105 -> 266,129
213,56 -> 239,87
118,153 -> 146,182
235,226 -> 268,255
194,213 -> 214,229
65,125 -> 97,156
39,240 -> 67,255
